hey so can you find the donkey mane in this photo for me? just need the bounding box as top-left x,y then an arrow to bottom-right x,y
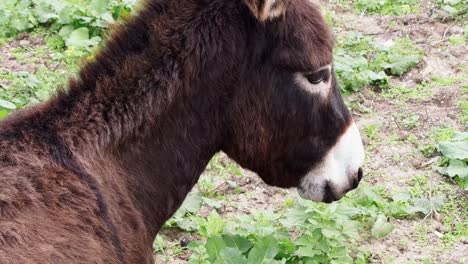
0,0 -> 338,263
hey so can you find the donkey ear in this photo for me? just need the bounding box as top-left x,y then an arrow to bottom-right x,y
243,0 -> 289,21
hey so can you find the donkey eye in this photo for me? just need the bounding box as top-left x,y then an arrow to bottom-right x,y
305,69 -> 330,85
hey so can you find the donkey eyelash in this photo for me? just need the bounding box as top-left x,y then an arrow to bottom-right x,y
295,64 -> 332,98
305,69 -> 330,85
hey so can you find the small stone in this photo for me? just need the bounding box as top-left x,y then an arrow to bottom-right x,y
447,113 -> 457,119
19,40 -> 30,46
434,230 -> 443,238
361,135 -> 370,146
421,56 -> 454,79
433,211 -> 442,222
449,26 -> 463,35
17,32 -> 28,40
398,244 -> 406,252
421,156 -> 441,168
410,159 -> 422,169
197,206 -> 212,218
180,237 -> 192,247
399,131 -> 409,141
461,237 -> 468,244
435,223 -> 449,234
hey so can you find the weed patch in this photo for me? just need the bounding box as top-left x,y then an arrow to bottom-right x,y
335,32 -> 423,93
436,132 -> 468,190
436,0 -> 468,18
0,0 -> 136,48
340,0 -> 421,16
0,39 -> 88,119
162,178 -> 445,263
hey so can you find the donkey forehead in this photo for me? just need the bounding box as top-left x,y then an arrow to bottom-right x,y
268,0 -> 334,71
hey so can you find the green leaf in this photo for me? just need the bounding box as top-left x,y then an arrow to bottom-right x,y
66,27 -> 90,48
219,247 -> 247,264
371,214 -> 394,238
442,5 -> 458,14
386,54 -> 421,75
281,203 -> 309,227
296,246 -> 322,258
100,12 -> 115,24
408,195 -> 446,215
173,217 -> 198,231
76,15 -> 93,23
392,192 -> 411,203
321,228 -> 345,241
35,88 -> 50,101
89,36 -> 102,46
438,141 -> 468,160
171,191 -> 202,220
247,236 -> 279,264
59,25 -> 75,39
90,0 -> 109,16
0,110 -> 10,119
202,197 -> 222,209
437,166 -> 449,177
367,70 -> 387,81
205,236 -> 226,262
0,99 -> 16,110
446,160 -> 468,178
222,234 -> 252,253
182,191 -> 203,213
198,210 -> 225,237
453,132 -> 468,141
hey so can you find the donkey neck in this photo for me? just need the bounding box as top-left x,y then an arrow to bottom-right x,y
37,5 -> 230,237
113,95 -> 224,236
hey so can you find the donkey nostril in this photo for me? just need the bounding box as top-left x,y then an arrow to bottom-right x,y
350,168 -> 363,189
322,181 -> 337,203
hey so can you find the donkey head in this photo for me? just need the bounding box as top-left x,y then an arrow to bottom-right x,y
221,0 -> 365,203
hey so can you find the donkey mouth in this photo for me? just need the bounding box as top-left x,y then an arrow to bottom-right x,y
296,180 -> 344,203
321,181 -> 338,203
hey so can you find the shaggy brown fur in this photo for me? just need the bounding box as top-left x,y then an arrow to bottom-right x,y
0,0 -> 349,263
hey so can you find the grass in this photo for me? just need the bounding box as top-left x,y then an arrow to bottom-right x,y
362,124 -> 379,141
339,0 -> 467,18
439,185 -> 468,245
459,82 -> 468,126
0,27 -> 88,115
0,45 -> 84,107
0,0 -> 135,48
381,82 -> 435,104
352,0 -> 421,16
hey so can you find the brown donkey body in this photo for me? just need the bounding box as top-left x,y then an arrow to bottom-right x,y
0,0 -> 364,263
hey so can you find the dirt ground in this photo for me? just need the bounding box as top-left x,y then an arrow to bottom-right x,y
339,6 -> 468,263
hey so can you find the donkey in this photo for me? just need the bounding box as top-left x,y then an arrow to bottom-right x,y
0,0 -> 364,263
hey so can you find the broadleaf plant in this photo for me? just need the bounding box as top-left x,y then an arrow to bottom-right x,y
437,132 -> 468,190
